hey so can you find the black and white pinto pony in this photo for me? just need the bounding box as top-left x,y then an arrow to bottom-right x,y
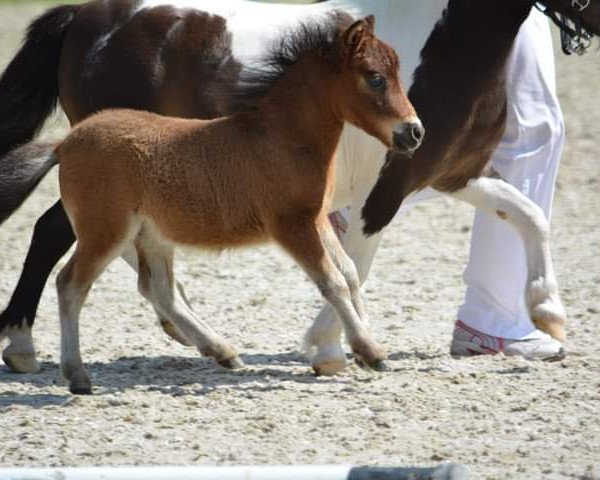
0,0 -> 598,375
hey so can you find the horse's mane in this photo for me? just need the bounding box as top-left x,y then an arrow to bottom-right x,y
231,10 -> 353,111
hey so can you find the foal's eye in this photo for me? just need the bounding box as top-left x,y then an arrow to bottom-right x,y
367,73 -> 386,91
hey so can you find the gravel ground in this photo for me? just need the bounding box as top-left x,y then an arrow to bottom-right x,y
0,3 -> 599,479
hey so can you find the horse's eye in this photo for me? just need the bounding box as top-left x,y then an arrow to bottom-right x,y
368,73 -> 386,91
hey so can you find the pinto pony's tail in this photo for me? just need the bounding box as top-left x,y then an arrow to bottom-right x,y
0,5 -> 79,158
0,143 -> 58,225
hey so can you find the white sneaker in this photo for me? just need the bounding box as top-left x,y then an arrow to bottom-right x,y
450,320 -> 565,361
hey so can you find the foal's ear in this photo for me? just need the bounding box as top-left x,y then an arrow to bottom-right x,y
341,15 -> 375,53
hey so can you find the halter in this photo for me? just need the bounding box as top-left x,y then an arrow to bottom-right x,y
535,0 -> 594,55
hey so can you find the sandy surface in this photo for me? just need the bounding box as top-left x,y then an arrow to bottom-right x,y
1,3 -> 599,479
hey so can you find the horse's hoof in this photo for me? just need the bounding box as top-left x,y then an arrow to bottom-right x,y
69,383 -> 93,395
531,303 -> 567,341
2,350 -> 41,374
355,356 -> 390,372
312,356 -> 347,376
159,319 -> 194,347
370,359 -> 391,372
217,355 -> 244,370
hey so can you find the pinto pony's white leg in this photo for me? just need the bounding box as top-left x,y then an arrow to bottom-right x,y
134,237 -> 242,369
1,324 -> 40,373
450,176 -> 566,340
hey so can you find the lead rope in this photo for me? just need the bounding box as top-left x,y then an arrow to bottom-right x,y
535,0 -> 593,55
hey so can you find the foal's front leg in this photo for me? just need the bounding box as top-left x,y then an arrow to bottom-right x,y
450,176 -> 567,340
273,215 -> 387,375
304,205 -> 385,374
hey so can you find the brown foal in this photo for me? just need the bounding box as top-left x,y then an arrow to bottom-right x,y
25,16 -> 420,393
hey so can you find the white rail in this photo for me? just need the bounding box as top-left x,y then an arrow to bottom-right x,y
0,464 -> 468,480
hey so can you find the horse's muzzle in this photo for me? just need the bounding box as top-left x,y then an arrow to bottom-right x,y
393,119 -> 424,153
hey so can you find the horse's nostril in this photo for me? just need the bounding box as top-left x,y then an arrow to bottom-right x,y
411,123 -> 424,143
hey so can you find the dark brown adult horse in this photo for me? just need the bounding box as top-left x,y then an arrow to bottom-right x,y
0,0 -> 598,374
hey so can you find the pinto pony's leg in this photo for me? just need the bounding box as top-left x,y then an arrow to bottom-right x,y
1,200 -> 74,373
121,247 -> 193,347
134,237 -> 241,369
450,176 -> 566,340
273,215 -> 387,375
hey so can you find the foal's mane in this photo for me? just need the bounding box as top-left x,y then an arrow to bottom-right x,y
232,10 -> 353,110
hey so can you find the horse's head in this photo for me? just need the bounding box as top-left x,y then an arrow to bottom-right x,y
333,16 -> 424,154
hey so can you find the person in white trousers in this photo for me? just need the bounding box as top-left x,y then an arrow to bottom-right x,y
333,8 -> 565,360
451,8 -> 565,359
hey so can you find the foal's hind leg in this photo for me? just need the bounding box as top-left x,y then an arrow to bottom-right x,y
273,215 -> 387,375
134,236 -> 241,369
57,244 -> 123,394
450,176 -> 566,340
121,247 -> 193,347
1,200 -> 75,373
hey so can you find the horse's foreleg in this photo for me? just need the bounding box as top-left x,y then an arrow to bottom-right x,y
305,205 -> 384,373
274,215 -> 387,375
121,248 -> 193,347
134,238 -> 242,369
1,200 -> 75,373
450,176 -> 566,340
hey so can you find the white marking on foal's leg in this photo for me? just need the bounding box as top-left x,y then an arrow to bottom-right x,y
1,324 -> 40,373
450,177 -> 566,340
121,248 -> 193,346
56,255 -> 95,395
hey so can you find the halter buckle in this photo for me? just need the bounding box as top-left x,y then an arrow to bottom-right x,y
572,0 -> 590,12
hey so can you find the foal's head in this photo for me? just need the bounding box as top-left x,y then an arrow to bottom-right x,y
333,16 -> 424,153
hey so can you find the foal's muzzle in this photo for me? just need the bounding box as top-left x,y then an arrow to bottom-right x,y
393,119 -> 425,153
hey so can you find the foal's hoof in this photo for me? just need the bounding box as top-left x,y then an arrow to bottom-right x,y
312,356 -> 347,377
69,383 -> 93,395
355,356 -> 391,372
217,355 -> 245,370
65,369 -> 92,395
2,350 -> 41,374
69,375 -> 92,395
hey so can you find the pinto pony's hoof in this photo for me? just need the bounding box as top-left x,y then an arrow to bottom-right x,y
531,303 -> 567,342
159,318 -> 194,347
216,355 -> 245,370
2,349 -> 41,374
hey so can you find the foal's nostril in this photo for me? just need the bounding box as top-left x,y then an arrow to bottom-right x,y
411,123 -> 424,143
393,121 -> 425,152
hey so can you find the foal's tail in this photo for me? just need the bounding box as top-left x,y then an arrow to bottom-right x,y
0,5 -> 80,157
0,143 -> 58,225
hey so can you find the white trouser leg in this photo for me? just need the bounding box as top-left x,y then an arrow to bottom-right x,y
458,9 -> 565,339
